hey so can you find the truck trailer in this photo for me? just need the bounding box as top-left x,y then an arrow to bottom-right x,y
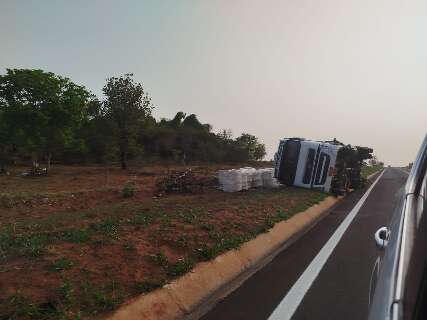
274,138 -> 373,194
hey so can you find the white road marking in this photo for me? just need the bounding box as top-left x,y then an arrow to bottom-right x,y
268,170 -> 386,320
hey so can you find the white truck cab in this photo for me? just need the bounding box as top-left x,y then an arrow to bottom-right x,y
274,138 -> 341,193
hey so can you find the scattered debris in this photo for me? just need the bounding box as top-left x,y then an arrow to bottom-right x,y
20,166 -> 48,177
156,169 -> 217,194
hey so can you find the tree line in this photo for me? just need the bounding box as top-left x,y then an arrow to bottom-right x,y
0,69 -> 266,171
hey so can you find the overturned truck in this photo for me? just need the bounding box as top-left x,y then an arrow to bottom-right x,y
274,138 -> 373,195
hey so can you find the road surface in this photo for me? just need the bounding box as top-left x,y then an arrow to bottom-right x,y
201,167 -> 407,320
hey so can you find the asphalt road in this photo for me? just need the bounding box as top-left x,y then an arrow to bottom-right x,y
201,168 -> 408,320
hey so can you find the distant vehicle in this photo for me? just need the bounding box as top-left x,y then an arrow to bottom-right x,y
274,138 -> 373,194
368,134 -> 427,320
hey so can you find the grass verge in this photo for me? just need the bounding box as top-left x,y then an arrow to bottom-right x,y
361,164 -> 384,179
0,183 -> 327,319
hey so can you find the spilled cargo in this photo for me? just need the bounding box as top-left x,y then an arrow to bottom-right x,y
218,167 -> 280,192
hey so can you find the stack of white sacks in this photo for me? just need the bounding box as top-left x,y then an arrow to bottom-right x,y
218,167 -> 279,192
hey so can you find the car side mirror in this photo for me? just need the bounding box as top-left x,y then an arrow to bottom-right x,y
374,226 -> 389,249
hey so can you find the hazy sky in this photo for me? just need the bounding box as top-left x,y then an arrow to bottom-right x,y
1,0 -> 426,165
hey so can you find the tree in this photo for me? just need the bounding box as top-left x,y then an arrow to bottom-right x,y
102,74 -> 153,169
0,69 -> 94,172
217,129 -> 233,141
167,111 -> 186,129
80,99 -> 116,163
0,111 -> 13,173
0,69 -> 270,167
235,133 -> 266,161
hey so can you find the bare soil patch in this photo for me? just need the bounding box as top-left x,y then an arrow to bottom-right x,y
0,164 -> 326,319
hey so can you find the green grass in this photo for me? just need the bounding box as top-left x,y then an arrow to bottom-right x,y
0,205 -> 160,259
129,211 -> 154,226
134,280 -> 165,294
0,277 -> 124,319
167,257 -> 195,277
0,227 -> 16,259
1,226 -> 92,259
0,183 -> 332,318
148,252 -> 169,267
1,188 -> 328,261
177,208 -> 206,224
61,228 -> 92,243
49,258 -> 75,272
361,164 -> 384,178
176,235 -> 190,248
0,292 -> 63,320
200,222 -> 215,231
121,181 -> 136,198
90,218 -> 121,239
0,230 -> 53,259
19,233 -> 51,257
58,280 -> 74,302
0,187 -> 113,203
195,234 -> 251,261
193,190 -> 327,263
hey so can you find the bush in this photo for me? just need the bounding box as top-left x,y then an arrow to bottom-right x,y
167,257 -> 194,277
121,181 -> 136,198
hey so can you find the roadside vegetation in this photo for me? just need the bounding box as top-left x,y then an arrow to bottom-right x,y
0,165 -> 327,319
0,69 -> 266,174
361,164 -> 384,179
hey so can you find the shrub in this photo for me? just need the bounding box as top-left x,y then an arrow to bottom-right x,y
167,257 -> 195,277
49,258 -> 74,272
148,252 -> 168,267
121,182 -> 136,198
134,280 -> 165,294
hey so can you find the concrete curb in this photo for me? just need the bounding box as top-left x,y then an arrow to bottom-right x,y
108,196 -> 341,320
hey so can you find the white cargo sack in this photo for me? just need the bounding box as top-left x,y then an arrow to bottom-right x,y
260,168 -> 280,188
242,167 -> 257,188
251,170 -> 263,187
240,168 -> 250,190
218,167 -> 279,192
218,169 -> 242,192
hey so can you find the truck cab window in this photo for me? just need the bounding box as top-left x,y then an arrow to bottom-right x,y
315,153 -> 331,185
320,155 -> 331,184
303,148 -> 316,184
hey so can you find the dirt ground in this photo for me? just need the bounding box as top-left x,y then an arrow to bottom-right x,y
0,164 -> 327,320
